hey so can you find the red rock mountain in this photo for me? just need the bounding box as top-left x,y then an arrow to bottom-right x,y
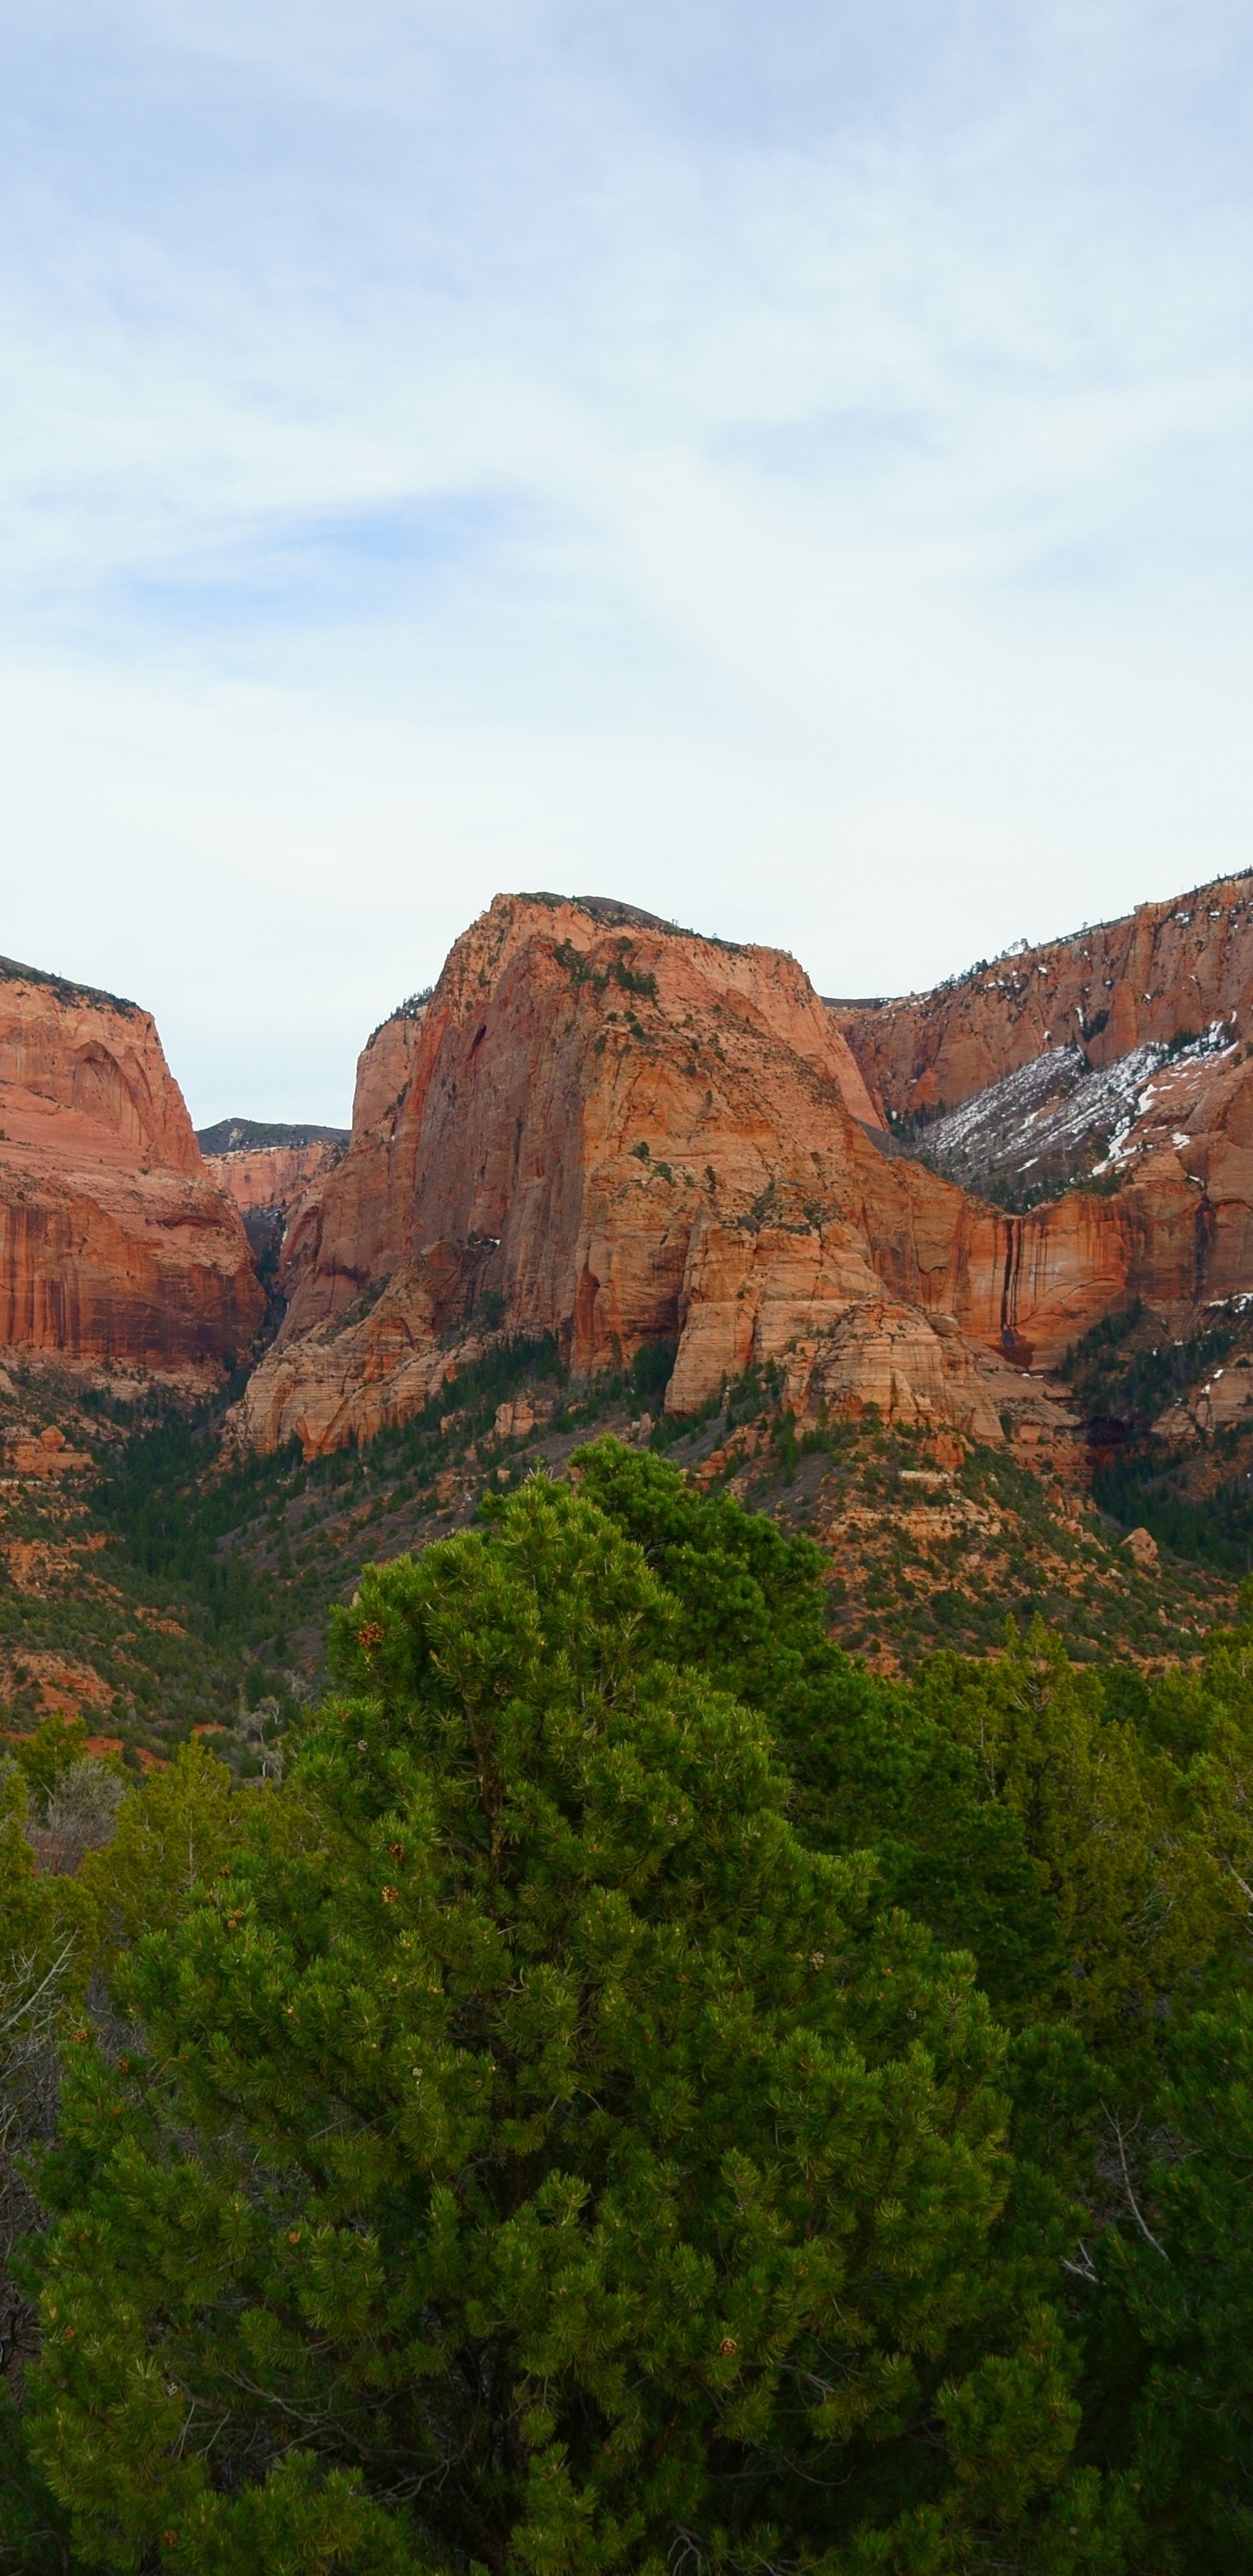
233,895 -> 1095,1457
834,875 -> 1253,1116
352,1001 -> 429,1133
0,958 -> 263,1372
836,872 -> 1253,1349
204,1138 -> 345,1224
20,878 -> 1253,1450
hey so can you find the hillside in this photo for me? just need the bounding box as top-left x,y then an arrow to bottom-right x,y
0,1322 -> 1234,1792
6,875 -> 1253,1763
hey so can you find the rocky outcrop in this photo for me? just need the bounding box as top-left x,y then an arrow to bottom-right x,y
203,1139 -> 345,1222
0,1424 -> 90,1476
797,1298 -> 1006,1445
238,895 -> 1032,1456
0,956 -> 263,1372
835,877 -> 1253,1341
236,879 -> 1253,1460
197,1117 -> 350,1159
198,1122 -> 352,1318
236,890 -> 1176,1457
352,1002 -> 429,1134
834,871 -> 1253,1121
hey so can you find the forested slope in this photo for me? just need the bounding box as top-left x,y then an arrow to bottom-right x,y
3,1443 -> 1253,2572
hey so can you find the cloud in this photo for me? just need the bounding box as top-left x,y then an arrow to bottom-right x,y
1,1 -> 1251,1115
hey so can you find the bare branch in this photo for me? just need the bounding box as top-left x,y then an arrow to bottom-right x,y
0,1938 -> 76,2041
1110,2116 -> 1169,2260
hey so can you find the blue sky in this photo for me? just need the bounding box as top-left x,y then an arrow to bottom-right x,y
3,0 -> 1252,1122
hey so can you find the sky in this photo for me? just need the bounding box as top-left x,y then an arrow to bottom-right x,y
3,1 -> 1252,1125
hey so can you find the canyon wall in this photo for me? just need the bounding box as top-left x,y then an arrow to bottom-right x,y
204,1138 -> 345,1221
834,872 -> 1253,1120
0,958 -> 264,1372
234,895 -> 1144,1457
352,1003 -> 428,1134
834,873 -> 1253,1344
20,878 -> 1248,1441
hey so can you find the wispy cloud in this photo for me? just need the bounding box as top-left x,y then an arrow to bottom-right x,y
2,1 -> 1251,1116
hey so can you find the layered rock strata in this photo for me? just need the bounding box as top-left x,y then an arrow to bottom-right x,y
198,1123 -> 353,1311
352,1001 -> 429,1133
203,1138 -> 345,1224
834,871 -> 1253,1120
235,895 -> 1141,1458
836,875 -> 1253,1345
0,957 -> 263,1371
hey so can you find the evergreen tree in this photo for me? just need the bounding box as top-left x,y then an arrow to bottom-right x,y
1077,1999 -> 1253,2573
24,1480 -> 1100,2574
571,1445 -> 1062,2018
0,1758 -> 90,2573
77,1735 -> 242,1964
908,1625 -> 1230,2065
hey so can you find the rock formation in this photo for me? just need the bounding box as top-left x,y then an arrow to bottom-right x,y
0,1423 -> 90,1476
198,1124 -> 350,1308
231,874 -> 1253,1459
352,999 -> 429,1133
0,956 -> 263,1372
836,873 -> 1253,1350
233,895 -> 1109,1456
202,1137 -> 346,1225
833,872 -> 1253,1117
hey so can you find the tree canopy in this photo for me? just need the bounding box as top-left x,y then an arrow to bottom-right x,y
3,1446 -> 1253,2573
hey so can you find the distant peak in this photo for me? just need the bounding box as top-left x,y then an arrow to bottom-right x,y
197,1118 -> 350,1156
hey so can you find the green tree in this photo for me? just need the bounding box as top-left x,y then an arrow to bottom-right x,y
0,1742 -> 242,2574
1142,1600 -> 1253,1984
1079,1997 -> 1253,2573
909,1625 -> 1226,2064
10,1718 -> 91,1815
572,1444 -> 1062,2019
26,1480 -> 1097,2574
0,1761 -> 89,2575
77,1736 -> 241,1965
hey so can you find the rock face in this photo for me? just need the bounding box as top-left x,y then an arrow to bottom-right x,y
198,1122 -> 352,1311
834,872 -> 1253,1118
198,1117 -> 351,1160
0,956 -> 263,1371
235,875 -> 1253,1459
836,874 -> 1253,1343
236,894 -> 1036,1456
203,1138 -> 346,1223
236,893 -> 1184,1452
1,1423 -> 90,1476
352,1002 -> 429,1133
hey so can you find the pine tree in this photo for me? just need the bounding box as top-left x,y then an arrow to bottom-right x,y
25,1479 -> 1097,2574
571,1443 -> 1062,2018
0,1752 -> 90,2573
1079,1998 -> 1253,2573
909,1622 -> 1228,2063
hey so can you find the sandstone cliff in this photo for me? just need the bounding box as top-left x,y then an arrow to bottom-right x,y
234,894 -> 1123,1458
198,1120 -> 352,1319
834,872 -> 1253,1119
203,1138 -> 345,1222
0,957 -> 263,1371
834,874 -> 1253,1349
352,1000 -> 429,1134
